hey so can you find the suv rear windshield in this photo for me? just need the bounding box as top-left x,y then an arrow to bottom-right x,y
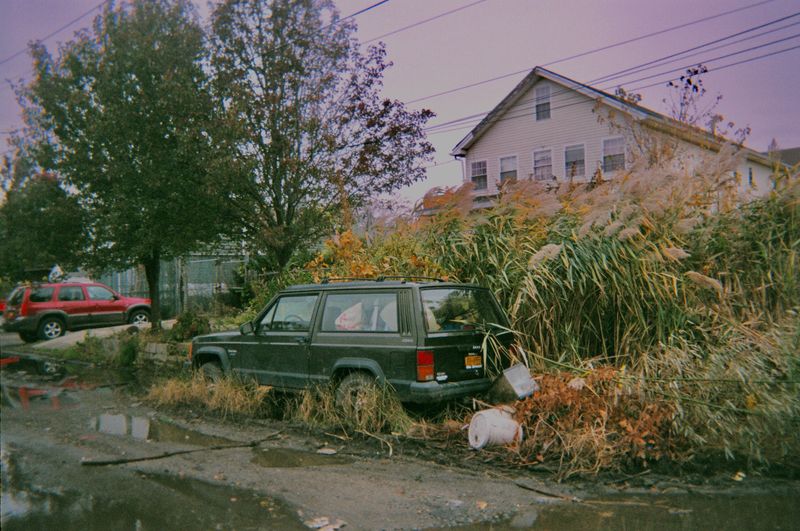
420,288 -> 502,333
7,287 -> 25,306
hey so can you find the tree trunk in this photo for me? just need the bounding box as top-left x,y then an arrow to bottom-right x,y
143,250 -> 162,330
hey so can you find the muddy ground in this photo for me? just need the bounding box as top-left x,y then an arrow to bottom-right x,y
2,353 -> 799,530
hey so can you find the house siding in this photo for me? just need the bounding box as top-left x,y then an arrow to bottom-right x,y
459,77 -> 774,201
463,81 -> 622,196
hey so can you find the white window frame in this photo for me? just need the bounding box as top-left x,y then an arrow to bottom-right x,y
532,148 -> 553,181
535,84 -> 551,121
564,143 -> 586,180
601,136 -> 626,173
469,159 -> 488,190
498,154 -> 518,183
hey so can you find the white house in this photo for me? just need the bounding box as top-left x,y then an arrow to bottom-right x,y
450,67 -> 774,204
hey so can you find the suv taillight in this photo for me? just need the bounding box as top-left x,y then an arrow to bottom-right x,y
416,350 -> 434,382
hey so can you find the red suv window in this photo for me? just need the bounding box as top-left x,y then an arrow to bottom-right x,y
58,286 -> 86,301
29,287 -> 55,302
87,286 -> 116,301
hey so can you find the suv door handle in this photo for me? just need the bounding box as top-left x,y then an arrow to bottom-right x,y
294,336 -> 309,345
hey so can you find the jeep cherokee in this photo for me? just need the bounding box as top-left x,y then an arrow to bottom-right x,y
188,279 -> 513,403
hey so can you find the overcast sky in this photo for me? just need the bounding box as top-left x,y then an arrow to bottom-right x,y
1,0 -> 798,203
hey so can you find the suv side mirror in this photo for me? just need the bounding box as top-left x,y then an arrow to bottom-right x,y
239,321 -> 254,335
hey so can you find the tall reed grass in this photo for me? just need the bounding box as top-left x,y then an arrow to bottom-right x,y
301,150 -> 799,474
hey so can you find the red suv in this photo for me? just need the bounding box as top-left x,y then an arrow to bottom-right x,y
2,282 -> 151,342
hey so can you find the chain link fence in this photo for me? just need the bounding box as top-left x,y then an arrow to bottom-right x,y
99,255 -> 246,318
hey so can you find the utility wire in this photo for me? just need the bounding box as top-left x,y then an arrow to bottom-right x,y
424,43 -> 800,137
323,0 -> 392,30
407,0 -> 779,104
0,0 -> 110,66
362,0 -> 488,44
423,18 -> 800,133
591,13 -> 800,85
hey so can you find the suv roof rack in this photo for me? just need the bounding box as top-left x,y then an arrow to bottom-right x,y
320,276 -> 446,284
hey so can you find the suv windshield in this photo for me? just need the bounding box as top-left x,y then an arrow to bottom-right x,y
420,288 -> 502,333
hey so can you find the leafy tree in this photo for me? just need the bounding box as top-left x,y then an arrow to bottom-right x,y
0,173 -> 84,281
20,0 -> 229,325
209,0 -> 434,269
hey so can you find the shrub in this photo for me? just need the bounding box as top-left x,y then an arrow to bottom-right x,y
170,309 -> 211,341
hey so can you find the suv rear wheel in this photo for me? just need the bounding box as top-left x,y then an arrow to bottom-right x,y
335,372 -> 379,423
18,331 -> 38,343
38,317 -> 65,341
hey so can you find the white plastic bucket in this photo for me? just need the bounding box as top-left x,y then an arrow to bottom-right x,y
468,407 -> 524,449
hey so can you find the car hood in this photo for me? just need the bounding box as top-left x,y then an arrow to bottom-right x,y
194,330 -> 241,342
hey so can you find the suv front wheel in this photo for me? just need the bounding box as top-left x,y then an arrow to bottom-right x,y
38,317 -> 65,341
128,309 -> 150,325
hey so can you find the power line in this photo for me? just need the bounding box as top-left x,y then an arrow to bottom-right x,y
424,43 -> 800,137
423,16 -> 800,133
591,13 -> 800,85
407,0 -> 779,105
0,0 -> 110,67
324,0 -> 392,29
363,0 -> 489,44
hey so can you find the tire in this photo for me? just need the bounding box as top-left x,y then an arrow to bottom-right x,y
19,331 -> 38,343
128,309 -> 150,325
38,317 -> 65,341
335,372 -> 379,422
200,361 -> 223,383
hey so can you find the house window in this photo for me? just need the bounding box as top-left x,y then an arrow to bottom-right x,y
470,160 -> 487,190
535,85 -> 551,121
533,149 -> 552,180
565,144 -> 585,179
748,167 -> 754,187
499,156 -> 517,182
602,137 -> 625,172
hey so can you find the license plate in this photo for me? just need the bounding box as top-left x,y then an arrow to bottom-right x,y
465,355 -> 482,369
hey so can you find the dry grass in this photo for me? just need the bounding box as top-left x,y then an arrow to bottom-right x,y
293,384 -> 414,435
147,373 -> 275,419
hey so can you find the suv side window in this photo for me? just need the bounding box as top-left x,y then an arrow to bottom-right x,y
87,286 -> 116,301
58,286 -> 85,301
321,292 -> 398,332
259,294 -> 317,332
29,287 -> 55,302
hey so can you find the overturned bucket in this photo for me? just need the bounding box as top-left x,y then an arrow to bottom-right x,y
468,406 -> 523,450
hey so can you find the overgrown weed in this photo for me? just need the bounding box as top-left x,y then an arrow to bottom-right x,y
147,372 -> 277,419
293,383 -> 414,435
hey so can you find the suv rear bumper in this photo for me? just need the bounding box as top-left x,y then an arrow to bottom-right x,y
2,317 -> 36,333
398,378 -> 492,403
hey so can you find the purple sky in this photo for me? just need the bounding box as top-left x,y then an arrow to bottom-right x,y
2,0 -> 799,203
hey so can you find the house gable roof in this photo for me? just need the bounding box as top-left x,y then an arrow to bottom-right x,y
450,66 -> 772,168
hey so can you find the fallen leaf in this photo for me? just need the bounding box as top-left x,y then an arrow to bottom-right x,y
476,500 -> 488,510
317,447 -> 338,455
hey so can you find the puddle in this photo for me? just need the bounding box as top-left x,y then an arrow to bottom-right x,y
91,414 -> 234,446
1,445 -> 305,530
251,447 -> 353,468
443,492 -> 800,530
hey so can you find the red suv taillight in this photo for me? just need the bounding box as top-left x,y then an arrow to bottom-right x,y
416,350 -> 435,382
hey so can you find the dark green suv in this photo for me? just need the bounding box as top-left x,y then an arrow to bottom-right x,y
189,279 -> 512,403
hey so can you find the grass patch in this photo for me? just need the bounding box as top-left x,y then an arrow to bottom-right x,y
147,372 -> 276,420
293,383 -> 414,435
